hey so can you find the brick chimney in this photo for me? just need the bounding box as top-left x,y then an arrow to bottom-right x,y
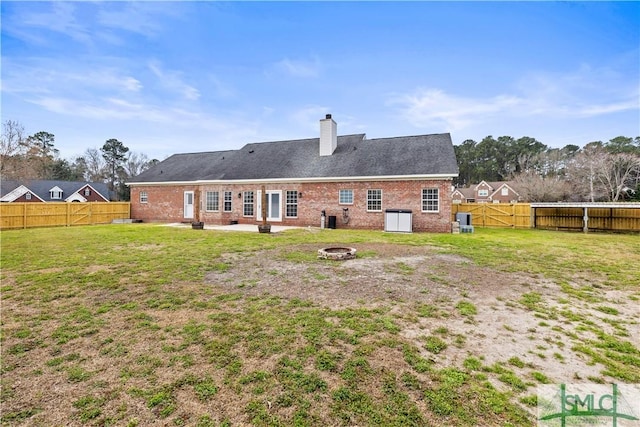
319,114 -> 337,156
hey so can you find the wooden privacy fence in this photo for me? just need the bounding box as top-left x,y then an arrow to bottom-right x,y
0,202 -> 131,230
531,203 -> 640,233
452,202 -> 640,232
451,203 -> 532,228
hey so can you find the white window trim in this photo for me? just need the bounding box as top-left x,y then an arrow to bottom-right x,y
422,188 -> 440,213
205,191 -> 220,212
366,189 -> 382,212
339,189 -> 354,205
243,191 -> 254,217
478,189 -> 489,197
140,191 -> 148,204
285,190 -> 298,218
223,191 -> 232,212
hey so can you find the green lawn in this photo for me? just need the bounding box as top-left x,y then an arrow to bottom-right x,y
1,225 -> 638,426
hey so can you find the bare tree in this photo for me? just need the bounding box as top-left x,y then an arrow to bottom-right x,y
123,152 -> 151,178
511,170 -> 571,202
597,152 -> 640,201
568,144 -> 640,202
567,144 -> 608,202
81,148 -> 106,182
0,120 -> 26,179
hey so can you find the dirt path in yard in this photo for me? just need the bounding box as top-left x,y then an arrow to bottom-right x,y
206,243 -> 639,387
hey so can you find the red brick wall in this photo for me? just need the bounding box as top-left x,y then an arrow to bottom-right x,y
490,187 -> 519,203
131,185 -> 199,223
79,185 -> 109,202
13,192 -> 42,202
130,178 -> 454,232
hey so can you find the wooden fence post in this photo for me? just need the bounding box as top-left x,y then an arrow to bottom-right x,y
530,206 -> 536,229
583,207 -> 589,233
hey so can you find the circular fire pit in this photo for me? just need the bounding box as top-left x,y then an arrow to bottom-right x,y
317,247 -> 357,260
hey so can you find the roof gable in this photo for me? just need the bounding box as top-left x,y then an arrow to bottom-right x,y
0,184 -> 46,202
452,187 -> 475,198
65,184 -> 109,202
489,182 -> 520,198
474,180 -> 492,191
0,180 -> 111,202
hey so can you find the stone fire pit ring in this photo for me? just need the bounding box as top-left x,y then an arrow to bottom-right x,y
317,247 -> 357,260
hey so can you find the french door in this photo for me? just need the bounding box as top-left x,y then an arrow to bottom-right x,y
257,190 -> 282,222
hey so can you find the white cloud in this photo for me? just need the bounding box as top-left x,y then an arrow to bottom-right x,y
5,2 -> 91,45
391,65 -> 639,132
290,105 -> 331,132
122,77 -> 143,92
3,2 -> 182,48
206,74 -> 235,99
148,61 -> 201,101
97,3 -> 163,37
1,59 -> 142,96
391,89 -> 523,131
273,57 -> 322,78
515,64 -> 639,118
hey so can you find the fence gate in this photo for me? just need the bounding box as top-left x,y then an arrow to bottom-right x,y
69,203 -> 91,226
452,203 -> 531,228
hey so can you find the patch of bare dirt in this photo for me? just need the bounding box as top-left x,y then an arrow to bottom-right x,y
205,243 -> 639,387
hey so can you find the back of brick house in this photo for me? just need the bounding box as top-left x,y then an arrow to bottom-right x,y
128,115 -> 459,233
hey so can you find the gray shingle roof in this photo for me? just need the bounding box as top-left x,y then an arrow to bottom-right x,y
129,133 -> 459,183
0,180 -> 111,202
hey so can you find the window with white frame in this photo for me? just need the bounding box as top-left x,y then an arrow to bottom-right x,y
25,192 -> 32,200
367,189 -> 382,212
140,191 -> 148,203
286,190 -> 298,218
243,191 -> 254,216
422,188 -> 439,212
223,191 -> 232,212
50,189 -> 63,199
339,189 -> 353,205
501,187 -> 509,196
84,188 -> 91,196
206,191 -> 219,211
478,189 -> 489,197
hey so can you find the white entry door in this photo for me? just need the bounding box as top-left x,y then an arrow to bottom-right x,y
184,191 -> 194,219
257,190 -> 282,222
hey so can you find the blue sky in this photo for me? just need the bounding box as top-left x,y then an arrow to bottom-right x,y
2,1 -> 638,161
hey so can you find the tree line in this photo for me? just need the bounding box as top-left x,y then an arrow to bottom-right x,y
0,120 -> 157,201
454,135 -> 640,202
3,118 -> 639,203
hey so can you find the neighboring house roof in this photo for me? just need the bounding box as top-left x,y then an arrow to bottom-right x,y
452,187 -> 475,199
489,182 -> 520,196
475,181 -> 520,194
129,133 -> 459,184
0,180 -> 111,202
454,180 -> 521,202
0,184 -> 46,202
